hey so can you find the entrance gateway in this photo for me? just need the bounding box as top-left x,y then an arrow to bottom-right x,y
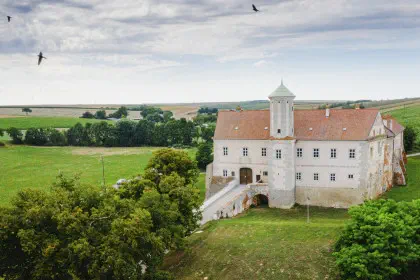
240,168 -> 252,185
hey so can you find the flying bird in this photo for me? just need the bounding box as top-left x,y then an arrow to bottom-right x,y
252,4 -> 259,12
38,52 -> 47,65
7,16 -> 12,22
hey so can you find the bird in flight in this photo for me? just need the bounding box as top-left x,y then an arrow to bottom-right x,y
7,16 -> 12,22
252,4 -> 259,12
38,52 -> 47,65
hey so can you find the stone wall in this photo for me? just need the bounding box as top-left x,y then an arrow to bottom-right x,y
296,186 -> 365,208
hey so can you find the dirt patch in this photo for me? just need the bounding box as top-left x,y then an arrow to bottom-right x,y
70,147 -> 159,156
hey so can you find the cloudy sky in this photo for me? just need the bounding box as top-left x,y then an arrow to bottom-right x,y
1,0 -> 420,105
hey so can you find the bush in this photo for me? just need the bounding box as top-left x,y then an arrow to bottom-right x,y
81,111 -> 95,119
6,127 -> 23,144
334,199 -> 420,280
0,141 -> 5,147
94,110 -> 107,119
196,142 -> 213,170
404,126 -> 417,152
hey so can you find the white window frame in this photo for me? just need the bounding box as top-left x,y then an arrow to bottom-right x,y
313,173 -> 319,181
223,169 -> 228,177
261,147 -> 267,157
231,171 -> 235,177
330,173 -> 336,182
297,148 -> 303,158
223,147 -> 228,156
348,174 -> 354,179
242,147 -> 248,157
349,149 -> 356,159
276,149 -> 282,159
263,171 -> 268,176
330,148 -> 337,159
313,148 -> 320,158
296,172 -> 302,181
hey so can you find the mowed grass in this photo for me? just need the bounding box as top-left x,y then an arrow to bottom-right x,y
163,207 -> 348,280
0,145 -> 204,206
0,116 -> 111,129
384,156 -> 420,202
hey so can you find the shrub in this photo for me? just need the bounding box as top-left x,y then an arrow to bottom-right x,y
81,111 -> 95,119
6,127 -> 23,144
0,141 -> 5,147
334,199 -> 420,280
94,110 -> 107,120
404,126 -> 417,152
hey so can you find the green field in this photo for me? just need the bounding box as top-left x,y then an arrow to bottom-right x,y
164,207 -> 348,280
0,145 -> 204,206
0,116 -> 111,129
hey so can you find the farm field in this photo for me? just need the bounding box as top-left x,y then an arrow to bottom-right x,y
0,116 -> 112,129
0,145 -> 204,206
163,156 -> 420,280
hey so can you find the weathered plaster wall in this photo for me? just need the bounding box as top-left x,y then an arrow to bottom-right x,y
296,186 -> 365,208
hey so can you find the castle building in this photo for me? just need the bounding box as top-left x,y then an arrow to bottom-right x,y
207,82 -> 406,210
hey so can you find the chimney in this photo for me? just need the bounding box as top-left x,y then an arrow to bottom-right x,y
355,103 -> 360,110
325,104 -> 330,118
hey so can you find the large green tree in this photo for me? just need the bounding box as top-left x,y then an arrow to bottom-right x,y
6,127 -> 23,144
21,107 -> 32,116
404,126 -> 417,152
196,142 -> 213,169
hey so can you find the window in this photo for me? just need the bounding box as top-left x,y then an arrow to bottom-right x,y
297,148 -> 303,158
378,142 -> 382,156
313,148 -> 319,158
223,147 -> 228,156
231,171 -> 235,177
314,173 -> 319,181
223,170 -> 228,177
330,173 -> 336,182
242,147 -> 248,157
263,171 -> 268,176
261,148 -> 267,157
348,174 -> 354,179
296,172 -> 302,181
349,149 -> 356,159
370,147 -> 373,158
276,149 -> 282,159
277,129 -> 281,134
330,148 -> 337,158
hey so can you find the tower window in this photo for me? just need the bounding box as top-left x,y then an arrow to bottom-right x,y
223,147 -> 228,156
276,149 -> 282,159
242,147 -> 248,157
296,172 -> 302,181
277,129 -> 281,134
330,173 -> 336,182
297,148 -> 303,158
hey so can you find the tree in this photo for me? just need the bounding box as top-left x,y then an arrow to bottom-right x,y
6,127 -> 23,144
146,113 -> 164,123
196,142 -> 213,169
109,106 -> 128,119
334,199 -> 420,280
116,120 -> 135,146
94,110 -> 107,120
24,128 -> 48,145
66,123 -> 85,146
201,124 -> 215,143
81,111 -> 95,119
163,111 -> 173,122
0,129 -> 4,137
404,126 -> 417,152
21,107 -> 32,116
144,148 -> 199,186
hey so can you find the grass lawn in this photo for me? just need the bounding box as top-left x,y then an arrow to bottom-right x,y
0,145 -> 204,206
163,206 -> 348,280
0,116 -> 111,130
383,156 -> 420,202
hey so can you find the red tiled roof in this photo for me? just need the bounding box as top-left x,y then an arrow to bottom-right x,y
214,109 -> 381,141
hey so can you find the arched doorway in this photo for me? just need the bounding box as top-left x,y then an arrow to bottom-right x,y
252,194 -> 269,207
240,168 -> 252,185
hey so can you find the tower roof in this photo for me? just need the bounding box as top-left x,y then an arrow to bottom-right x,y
269,80 -> 295,98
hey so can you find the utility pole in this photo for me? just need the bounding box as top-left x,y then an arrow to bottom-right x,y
101,155 -> 105,188
307,196 -> 310,223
